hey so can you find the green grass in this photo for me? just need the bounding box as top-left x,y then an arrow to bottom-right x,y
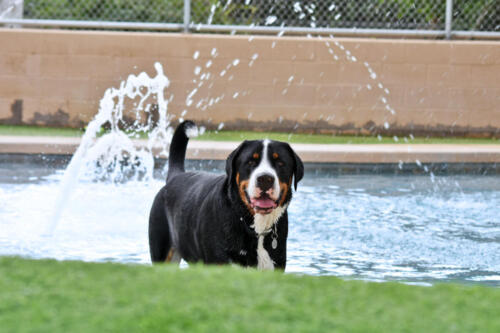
0,257 -> 499,332
0,125 -> 85,137
0,124 -> 498,144
195,130 -> 500,144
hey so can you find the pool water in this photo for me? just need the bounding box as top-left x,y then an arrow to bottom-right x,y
1,157 -> 499,286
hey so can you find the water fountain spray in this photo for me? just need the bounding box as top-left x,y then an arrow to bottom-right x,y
46,62 -> 171,234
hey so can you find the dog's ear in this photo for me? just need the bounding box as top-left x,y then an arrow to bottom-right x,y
226,140 -> 248,182
285,143 -> 304,191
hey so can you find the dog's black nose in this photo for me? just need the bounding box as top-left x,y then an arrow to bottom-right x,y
257,174 -> 275,191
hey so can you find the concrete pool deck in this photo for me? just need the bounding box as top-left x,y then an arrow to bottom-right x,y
1,135 -> 499,164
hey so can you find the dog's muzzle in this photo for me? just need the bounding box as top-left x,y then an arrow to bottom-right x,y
249,174 -> 279,214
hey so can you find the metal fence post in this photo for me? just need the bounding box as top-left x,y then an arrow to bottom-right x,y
445,0 -> 453,39
183,0 -> 191,32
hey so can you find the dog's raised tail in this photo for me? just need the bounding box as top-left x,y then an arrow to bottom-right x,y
167,120 -> 198,181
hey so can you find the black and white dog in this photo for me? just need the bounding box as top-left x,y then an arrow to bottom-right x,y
149,121 -> 303,270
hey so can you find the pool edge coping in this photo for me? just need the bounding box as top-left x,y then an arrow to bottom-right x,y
1,135 -> 500,163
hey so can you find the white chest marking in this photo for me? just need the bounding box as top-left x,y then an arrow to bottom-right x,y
257,235 -> 274,270
252,206 -> 286,270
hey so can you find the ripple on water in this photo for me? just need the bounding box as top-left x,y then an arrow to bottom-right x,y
0,171 -> 499,286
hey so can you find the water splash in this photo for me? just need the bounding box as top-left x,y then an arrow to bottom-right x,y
47,62 -> 171,234
0,0 -> 22,18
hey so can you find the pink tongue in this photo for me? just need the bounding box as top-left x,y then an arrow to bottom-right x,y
251,198 -> 277,209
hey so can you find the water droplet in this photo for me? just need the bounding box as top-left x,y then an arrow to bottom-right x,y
265,15 -> 277,25
384,122 -> 390,129
205,60 -> 212,68
193,51 -> 200,60
232,59 -> 240,66
211,48 -> 217,57
233,92 -> 239,98
370,72 -> 377,80
187,88 -> 198,101
293,2 -> 302,12
217,123 -> 224,130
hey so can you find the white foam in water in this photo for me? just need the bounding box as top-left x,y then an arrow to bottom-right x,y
48,62 -> 171,234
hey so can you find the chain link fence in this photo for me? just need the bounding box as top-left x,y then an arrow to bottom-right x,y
191,0 -> 447,30
1,0 -> 499,37
22,0 -> 184,23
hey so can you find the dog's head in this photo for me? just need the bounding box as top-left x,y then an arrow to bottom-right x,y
226,139 -> 304,215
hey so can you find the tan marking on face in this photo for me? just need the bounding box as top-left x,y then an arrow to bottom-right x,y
278,179 -> 291,207
253,153 -> 259,159
237,175 -> 255,215
273,152 -> 279,159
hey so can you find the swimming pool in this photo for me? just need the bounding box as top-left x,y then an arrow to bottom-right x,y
1,154 -> 499,286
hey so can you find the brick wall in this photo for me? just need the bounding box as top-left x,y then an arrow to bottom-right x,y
0,29 -> 499,137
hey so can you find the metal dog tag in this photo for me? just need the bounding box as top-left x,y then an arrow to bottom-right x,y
272,238 -> 278,249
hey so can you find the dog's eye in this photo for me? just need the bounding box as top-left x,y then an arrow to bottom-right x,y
277,160 -> 284,167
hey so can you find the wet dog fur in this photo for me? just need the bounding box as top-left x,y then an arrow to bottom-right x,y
148,121 -> 303,270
